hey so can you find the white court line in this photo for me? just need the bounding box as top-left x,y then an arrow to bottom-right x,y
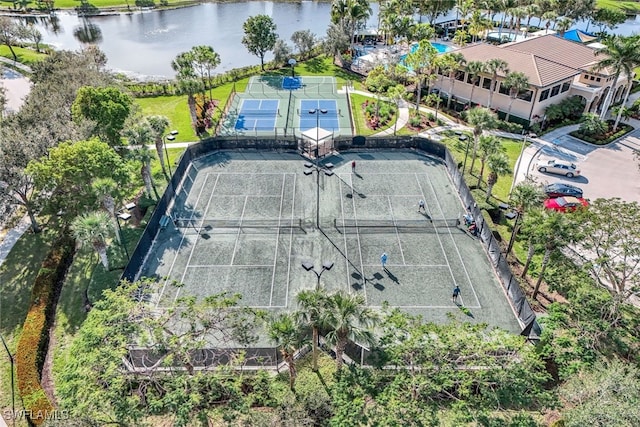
269,174 -> 286,306
339,178 -> 351,290
361,264 -> 450,267
157,173 -> 214,307
351,173 -> 367,302
414,173 -> 461,305
285,173 -> 296,307
174,173 -> 221,303
187,264 -> 274,268
368,305 -> 482,309
387,195 -> 406,265
424,174 -> 482,308
229,196 -> 249,266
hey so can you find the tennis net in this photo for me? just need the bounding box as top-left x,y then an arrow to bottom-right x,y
237,110 -> 279,116
334,218 -> 460,234
173,218 -> 304,230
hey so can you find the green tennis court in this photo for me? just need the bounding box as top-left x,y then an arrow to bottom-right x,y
140,150 -> 521,340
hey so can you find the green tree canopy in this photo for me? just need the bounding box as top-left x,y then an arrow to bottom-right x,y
26,139 -> 131,222
72,86 -> 133,147
242,14 -> 278,71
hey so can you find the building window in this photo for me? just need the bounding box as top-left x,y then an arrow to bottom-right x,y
498,82 -> 509,95
589,75 -> 595,81
467,74 -> 481,86
539,89 -> 550,101
596,77 -> 601,82
517,90 -> 533,102
561,82 -> 570,93
455,70 -> 465,81
482,77 -> 492,90
550,85 -> 561,97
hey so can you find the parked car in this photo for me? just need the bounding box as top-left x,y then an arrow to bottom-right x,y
544,183 -> 584,198
543,196 -> 589,212
536,159 -> 581,178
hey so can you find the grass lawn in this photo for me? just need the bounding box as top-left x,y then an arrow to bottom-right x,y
349,93 -> 395,136
0,45 -> 48,66
135,95 -> 195,142
596,0 -> 640,13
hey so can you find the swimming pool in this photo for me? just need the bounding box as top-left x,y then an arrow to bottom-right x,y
399,42 -> 454,69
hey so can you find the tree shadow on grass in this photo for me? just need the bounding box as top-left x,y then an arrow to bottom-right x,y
303,57 -> 329,74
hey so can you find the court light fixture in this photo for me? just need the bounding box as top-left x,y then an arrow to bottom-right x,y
301,260 -> 334,289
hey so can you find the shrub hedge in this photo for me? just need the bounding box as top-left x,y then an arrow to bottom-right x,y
16,233 -> 75,425
569,122 -> 634,145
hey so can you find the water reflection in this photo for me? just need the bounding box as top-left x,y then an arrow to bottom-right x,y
74,20 -> 103,44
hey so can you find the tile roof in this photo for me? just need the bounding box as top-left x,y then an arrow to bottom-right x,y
457,35 -> 610,88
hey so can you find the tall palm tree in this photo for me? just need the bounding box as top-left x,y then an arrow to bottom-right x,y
501,71 -> 529,122
125,121 -> 158,199
486,58 -> 509,109
595,34 -> 640,130
476,135 -> 503,188
531,210 -> 575,298
296,288 -> 329,371
324,291 -> 378,370
146,115 -> 170,179
485,151 -> 510,202
468,10 -> 492,42
523,4 -> 540,37
387,84 -> 406,135
465,60 -> 486,107
404,41 -> 439,112
519,208 -> 545,278
506,181 -> 545,256
91,178 -> 121,244
72,211 -> 113,270
444,52 -> 467,111
542,11 -> 557,34
465,107 -> 497,173
555,17 -> 573,37
267,312 -> 305,391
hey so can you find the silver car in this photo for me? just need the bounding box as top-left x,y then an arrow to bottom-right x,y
536,159 -> 581,178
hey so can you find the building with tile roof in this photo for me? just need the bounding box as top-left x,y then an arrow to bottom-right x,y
432,34 -> 632,126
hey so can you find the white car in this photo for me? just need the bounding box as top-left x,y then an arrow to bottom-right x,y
536,159 -> 581,178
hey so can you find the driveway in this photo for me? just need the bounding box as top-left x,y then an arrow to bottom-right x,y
1,67 -> 31,114
518,126 -> 640,204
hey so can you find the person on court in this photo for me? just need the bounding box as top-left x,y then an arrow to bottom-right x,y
452,285 -> 461,304
418,199 -> 426,213
351,160 -> 356,172
381,252 -> 388,270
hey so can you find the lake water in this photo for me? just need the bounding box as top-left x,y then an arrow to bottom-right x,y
32,2 -> 378,80
28,3 -> 639,80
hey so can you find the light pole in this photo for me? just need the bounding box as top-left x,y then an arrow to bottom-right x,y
288,58 -> 296,78
509,131 -> 531,195
302,260 -> 334,289
164,130 -> 179,177
308,109 -> 327,228
506,208 -> 521,255
117,211 -> 131,261
0,333 -> 15,427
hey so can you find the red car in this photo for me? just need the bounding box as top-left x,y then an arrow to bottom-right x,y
543,196 -> 589,212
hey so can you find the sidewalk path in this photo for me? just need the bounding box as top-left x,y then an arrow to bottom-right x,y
0,215 -> 30,268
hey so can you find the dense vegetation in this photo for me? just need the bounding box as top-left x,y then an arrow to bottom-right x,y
1,0 -> 640,425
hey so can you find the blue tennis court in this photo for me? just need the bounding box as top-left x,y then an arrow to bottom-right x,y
235,99 -> 279,131
299,100 -> 340,132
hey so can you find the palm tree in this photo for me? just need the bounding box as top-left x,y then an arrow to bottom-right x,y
531,210 -> 575,298
324,291 -> 378,370
476,135 -> 503,188
501,71 -> 529,122
485,151 -> 510,202
72,211 -> 113,270
125,121 -> 158,199
465,107 -> 497,173
403,41 -> 439,112
267,312 -> 305,391
519,208 -> 545,278
506,181 -> 545,256
465,60 -> 486,107
468,10 -> 492,42
444,52 -> 467,111
296,288 -> 329,371
542,11 -> 557,34
91,178 -> 121,244
595,35 -> 640,130
555,17 -> 573,37
523,4 -> 540,37
146,115 -> 170,179
387,84 -> 406,135
486,58 -> 509,109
